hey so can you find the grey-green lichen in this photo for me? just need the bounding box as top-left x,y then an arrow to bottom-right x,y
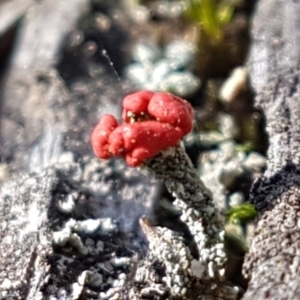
139,216 -> 193,298
138,144 -> 240,299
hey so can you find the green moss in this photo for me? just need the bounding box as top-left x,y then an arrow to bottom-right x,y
184,0 -> 236,41
235,142 -> 253,154
226,202 -> 258,224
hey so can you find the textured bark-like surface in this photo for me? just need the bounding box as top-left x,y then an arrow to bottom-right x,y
0,171 -> 55,299
0,0 -> 90,171
242,1 -> 300,298
0,1 -> 158,299
0,155 -> 156,299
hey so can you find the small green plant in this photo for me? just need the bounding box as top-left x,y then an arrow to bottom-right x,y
184,0 -> 237,40
226,202 -> 258,224
235,142 -> 254,154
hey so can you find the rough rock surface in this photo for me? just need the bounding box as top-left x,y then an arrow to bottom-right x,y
0,152 -> 157,299
242,0 -> 300,299
0,1 -> 157,299
1,0 -> 300,299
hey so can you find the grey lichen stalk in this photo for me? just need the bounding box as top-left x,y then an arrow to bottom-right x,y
139,216 -> 193,298
141,145 -> 239,299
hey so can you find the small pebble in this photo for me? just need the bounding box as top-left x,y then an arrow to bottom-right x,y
243,152 -> 267,171
160,71 -> 200,97
132,42 -> 161,64
124,63 -> 149,87
229,192 -> 244,207
219,66 -> 248,103
164,40 -> 197,69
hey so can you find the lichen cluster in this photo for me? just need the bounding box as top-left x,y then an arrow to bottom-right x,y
91,90 -> 244,298
138,145 -> 240,299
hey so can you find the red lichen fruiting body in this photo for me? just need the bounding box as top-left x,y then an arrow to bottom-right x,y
91,91 -> 194,167
148,92 -> 193,135
108,121 -> 182,166
91,114 -> 119,159
122,90 -> 154,122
